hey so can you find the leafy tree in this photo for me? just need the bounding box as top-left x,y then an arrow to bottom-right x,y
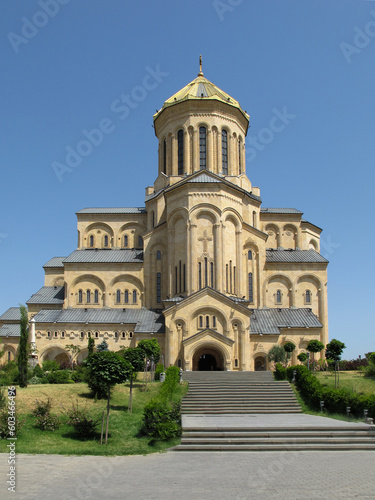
325,339 -> 346,387
283,342 -> 296,366
120,347 -> 145,412
267,345 -> 286,368
307,339 -> 325,372
297,352 -> 308,363
17,305 -> 29,388
88,337 -> 95,356
96,340 -> 109,352
85,352 -> 131,443
137,339 -> 161,364
65,344 -> 81,368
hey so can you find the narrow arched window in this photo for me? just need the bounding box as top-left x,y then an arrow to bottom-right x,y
151,211 -> 155,228
177,129 -> 184,175
199,315 -> 203,328
104,235 -> 109,247
78,289 -> 83,303
94,290 -> 99,303
163,139 -> 167,174
124,235 -> 128,247
206,316 -> 210,328
222,130 -> 228,175
124,290 -> 129,303
89,235 -> 94,247
198,262 -> 202,289
305,290 -> 311,304
199,126 -> 206,170
138,236 -> 143,248
156,272 -> 161,303
248,250 -> 253,260
156,250 -> 161,260
248,273 -> 253,303
86,290 -> 91,303
133,290 -> 137,303
116,290 -> 121,303
276,290 -> 282,304
238,140 -> 242,174
95,331 -> 99,338
210,262 -> 214,288
212,316 -> 216,328
204,257 -> 208,287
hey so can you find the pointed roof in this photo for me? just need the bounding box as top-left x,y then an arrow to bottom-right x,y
154,74 -> 249,121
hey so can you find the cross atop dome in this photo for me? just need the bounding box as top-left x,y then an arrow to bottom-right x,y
198,54 -> 204,77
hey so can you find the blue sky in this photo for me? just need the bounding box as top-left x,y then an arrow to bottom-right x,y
0,0 -> 374,359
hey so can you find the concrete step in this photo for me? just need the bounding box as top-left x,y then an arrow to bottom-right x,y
174,443 -> 375,451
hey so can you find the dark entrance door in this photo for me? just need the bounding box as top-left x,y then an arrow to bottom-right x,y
198,353 -> 217,371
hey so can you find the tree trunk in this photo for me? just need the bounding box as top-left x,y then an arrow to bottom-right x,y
128,374 -> 133,413
105,385 -> 110,444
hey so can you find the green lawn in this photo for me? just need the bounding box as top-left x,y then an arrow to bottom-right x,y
315,370 -> 375,396
0,381 -> 187,456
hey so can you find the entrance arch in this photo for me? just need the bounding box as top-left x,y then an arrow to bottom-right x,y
193,346 -> 224,371
254,355 -> 267,371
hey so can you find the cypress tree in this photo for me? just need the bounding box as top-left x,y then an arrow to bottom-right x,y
17,305 -> 29,388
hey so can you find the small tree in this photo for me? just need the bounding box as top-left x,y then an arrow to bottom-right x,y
297,352 -> 308,364
283,342 -> 296,366
65,344 -> 81,368
88,337 -> 95,356
17,305 -> 29,388
96,340 -> 109,352
138,339 -> 161,388
325,339 -> 346,388
307,340 -> 325,372
120,347 -> 145,412
267,345 -> 286,368
85,352 -> 131,443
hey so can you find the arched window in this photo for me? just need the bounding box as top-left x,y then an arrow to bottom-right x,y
222,130 -> 228,175
86,290 -> 91,303
248,250 -> 253,260
204,257 -> 208,287
199,126 -> 206,169
104,235 -> 109,247
124,235 -> 128,247
156,250 -> 161,260
116,290 -> 121,303
177,129 -> 184,175
163,139 -> 167,174
199,315 -> 203,328
156,272 -> 161,303
253,211 -> 256,227
80,331 -> 84,339
238,140 -> 242,174
212,316 -> 216,328
78,289 -> 83,303
122,332 -> 126,339
132,290 -> 137,303
198,262 -> 202,289
94,290 -> 99,304
248,273 -> 253,303
7,351 -> 11,362
210,262 -> 214,288
89,235 -> 94,247
95,331 -> 99,338
206,315 -> 210,328
138,236 -> 143,248
124,290 -> 129,303
151,211 -> 155,228
305,290 -> 311,304
276,290 -> 282,304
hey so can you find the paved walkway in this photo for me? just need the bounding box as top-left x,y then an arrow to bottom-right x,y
1,449 -> 375,500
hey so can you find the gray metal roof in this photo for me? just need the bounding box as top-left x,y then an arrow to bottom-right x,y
145,188 -> 165,202
0,324 -> 20,337
33,308 -> 164,333
187,173 -> 221,183
63,249 -> 144,264
43,257 -> 66,268
261,208 -> 303,214
250,308 -> 322,334
76,208 -> 146,214
0,307 -> 21,321
27,286 -> 65,305
266,249 -> 328,263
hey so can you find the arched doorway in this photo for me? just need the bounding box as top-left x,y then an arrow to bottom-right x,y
254,355 -> 267,371
193,346 -> 224,371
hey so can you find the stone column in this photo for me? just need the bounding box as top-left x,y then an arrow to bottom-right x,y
213,223 -> 221,292
189,223 -> 197,293
171,133 -> 177,175
193,129 -> 199,172
168,229 -> 174,296
183,130 -> 189,174
240,329 -> 247,371
208,128 -> 213,172
235,230 -> 242,296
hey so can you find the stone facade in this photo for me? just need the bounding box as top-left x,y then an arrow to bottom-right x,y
0,68 -> 328,370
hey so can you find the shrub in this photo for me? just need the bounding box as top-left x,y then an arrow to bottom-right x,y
71,367 -> 87,383
142,398 -> 181,440
274,363 -> 287,380
29,376 -> 43,385
155,363 -> 164,381
0,361 -> 19,385
33,364 -> 44,378
32,398 -> 60,432
363,360 -> 375,378
65,403 -> 99,438
46,370 -> 71,384
42,360 -> 60,372
0,409 -> 24,438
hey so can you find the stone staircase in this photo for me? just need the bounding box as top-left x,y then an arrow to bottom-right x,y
181,371 -> 302,414
175,371 -> 375,451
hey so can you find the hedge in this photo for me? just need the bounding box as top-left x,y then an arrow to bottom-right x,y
286,365 -> 375,418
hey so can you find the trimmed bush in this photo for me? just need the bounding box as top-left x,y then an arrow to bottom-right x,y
65,403 -> 99,438
42,360 -> 60,372
274,363 -> 287,380
46,370 -> 71,384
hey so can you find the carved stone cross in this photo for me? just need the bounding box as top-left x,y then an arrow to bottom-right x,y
198,230 -> 213,252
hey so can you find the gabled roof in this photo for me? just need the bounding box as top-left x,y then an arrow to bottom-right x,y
76,208 -> 146,214
27,286 -> 65,305
183,328 -> 234,347
266,249 -> 328,264
0,307 -> 21,321
250,308 -> 322,335
261,208 -> 302,215
63,249 -> 143,264
33,308 -> 164,333
0,324 -> 20,337
43,257 -> 65,268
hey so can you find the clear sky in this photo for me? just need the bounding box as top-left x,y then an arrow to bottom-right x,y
0,0 -> 374,359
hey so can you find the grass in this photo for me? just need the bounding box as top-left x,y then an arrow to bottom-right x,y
0,380 -> 188,456
315,370 -> 375,396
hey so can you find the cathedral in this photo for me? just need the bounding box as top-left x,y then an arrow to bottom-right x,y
0,62 -> 329,371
